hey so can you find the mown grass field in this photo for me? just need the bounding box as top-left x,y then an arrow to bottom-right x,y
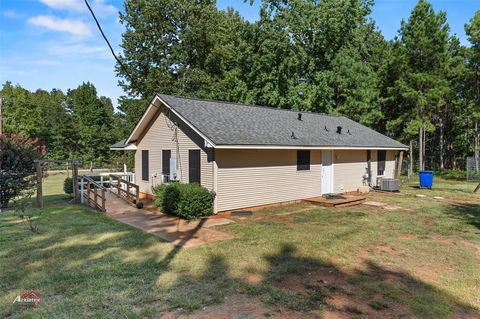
0,173 -> 479,318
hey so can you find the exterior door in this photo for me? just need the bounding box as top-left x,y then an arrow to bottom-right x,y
321,150 -> 333,194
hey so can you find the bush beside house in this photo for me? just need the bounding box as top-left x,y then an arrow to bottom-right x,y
153,183 -> 215,219
63,177 -> 73,196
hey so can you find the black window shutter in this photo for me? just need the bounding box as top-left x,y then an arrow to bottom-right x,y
189,150 -> 201,184
142,150 -> 149,181
297,150 -> 310,171
162,150 -> 171,176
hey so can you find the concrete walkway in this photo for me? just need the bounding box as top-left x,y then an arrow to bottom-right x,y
104,192 -> 234,248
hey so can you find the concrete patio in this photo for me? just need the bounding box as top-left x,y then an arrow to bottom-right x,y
104,192 -> 234,248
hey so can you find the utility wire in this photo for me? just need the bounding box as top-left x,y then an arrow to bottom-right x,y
84,0 -> 145,99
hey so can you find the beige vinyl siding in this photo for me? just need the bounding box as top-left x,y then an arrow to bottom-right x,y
333,150 -> 368,193
215,149 -> 322,212
134,107 -> 214,194
370,150 -> 396,185
385,150 -> 396,178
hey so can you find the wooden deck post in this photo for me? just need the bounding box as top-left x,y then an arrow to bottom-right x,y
72,163 -> 79,204
94,186 -> 98,208
101,188 -> 106,212
86,181 -> 91,207
117,176 -> 121,197
80,177 -> 84,204
35,161 -> 43,208
135,185 -> 139,204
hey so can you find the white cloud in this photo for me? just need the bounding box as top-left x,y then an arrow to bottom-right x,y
39,0 -> 117,15
46,43 -> 108,57
39,0 -> 84,12
2,10 -> 26,19
28,15 -> 92,37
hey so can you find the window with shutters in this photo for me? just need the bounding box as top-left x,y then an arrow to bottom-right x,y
141,150 -> 149,181
189,150 -> 201,184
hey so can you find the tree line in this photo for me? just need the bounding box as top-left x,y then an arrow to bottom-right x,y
0,82 -> 127,167
117,0 -> 479,171
1,0 -> 479,171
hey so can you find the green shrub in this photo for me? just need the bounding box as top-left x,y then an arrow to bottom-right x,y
437,170 -> 466,180
0,134 -> 45,208
63,177 -> 73,195
153,183 -> 215,219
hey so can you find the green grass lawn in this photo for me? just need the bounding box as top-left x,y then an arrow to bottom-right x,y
1,175 -> 479,318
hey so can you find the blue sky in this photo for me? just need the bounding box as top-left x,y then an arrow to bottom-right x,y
0,0 -> 478,108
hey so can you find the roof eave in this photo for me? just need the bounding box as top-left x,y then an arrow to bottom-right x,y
110,144 -> 137,151
214,144 -> 409,150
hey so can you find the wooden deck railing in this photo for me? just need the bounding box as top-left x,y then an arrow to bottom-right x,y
79,175 -> 106,212
109,174 -> 140,206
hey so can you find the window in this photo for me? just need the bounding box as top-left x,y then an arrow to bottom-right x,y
141,150 -> 149,181
162,150 -> 171,182
297,150 -> 310,171
189,149 -> 201,184
377,150 -> 386,176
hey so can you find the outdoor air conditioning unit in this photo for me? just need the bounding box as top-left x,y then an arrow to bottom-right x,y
380,178 -> 400,192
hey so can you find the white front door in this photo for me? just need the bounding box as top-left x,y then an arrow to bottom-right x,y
321,150 -> 333,194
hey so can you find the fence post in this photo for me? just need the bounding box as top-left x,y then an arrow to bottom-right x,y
117,176 -> 121,196
73,163 -> 79,204
80,177 -> 84,204
135,185 -> 139,204
109,175 -> 112,192
94,186 -> 98,209
101,188 -> 106,212
87,181 -> 91,207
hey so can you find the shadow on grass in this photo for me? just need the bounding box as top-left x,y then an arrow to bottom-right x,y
443,202 -> 480,230
165,244 -> 479,318
2,206 -> 479,319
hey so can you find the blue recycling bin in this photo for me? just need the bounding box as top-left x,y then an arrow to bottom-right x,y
419,171 -> 434,189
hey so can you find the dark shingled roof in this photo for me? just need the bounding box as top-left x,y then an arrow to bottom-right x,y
110,139 -> 127,149
159,94 -> 407,149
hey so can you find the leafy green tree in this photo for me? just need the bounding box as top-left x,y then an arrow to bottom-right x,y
67,82 -> 118,165
0,134 -> 45,208
117,0 -> 252,102
465,10 -> 480,163
385,0 -> 451,170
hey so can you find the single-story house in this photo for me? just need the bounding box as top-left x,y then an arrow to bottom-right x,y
112,94 -> 408,213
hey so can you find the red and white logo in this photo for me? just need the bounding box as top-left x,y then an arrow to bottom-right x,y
13,290 -> 41,306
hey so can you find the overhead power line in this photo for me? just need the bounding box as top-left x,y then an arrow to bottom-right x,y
84,0 -> 145,99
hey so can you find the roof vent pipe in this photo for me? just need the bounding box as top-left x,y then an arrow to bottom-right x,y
297,113 -> 302,121
336,126 -> 342,134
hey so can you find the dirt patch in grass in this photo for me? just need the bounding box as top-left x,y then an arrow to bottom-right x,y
164,293 -> 312,319
399,234 -> 416,240
246,273 -> 263,284
376,245 -> 397,255
430,233 -> 480,257
265,264 -> 414,319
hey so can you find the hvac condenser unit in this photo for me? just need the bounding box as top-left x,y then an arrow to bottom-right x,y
380,178 -> 400,192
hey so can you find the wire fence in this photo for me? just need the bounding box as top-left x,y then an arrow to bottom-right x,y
467,157 -> 480,182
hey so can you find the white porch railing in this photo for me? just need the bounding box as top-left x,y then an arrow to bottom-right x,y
78,172 -> 135,204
